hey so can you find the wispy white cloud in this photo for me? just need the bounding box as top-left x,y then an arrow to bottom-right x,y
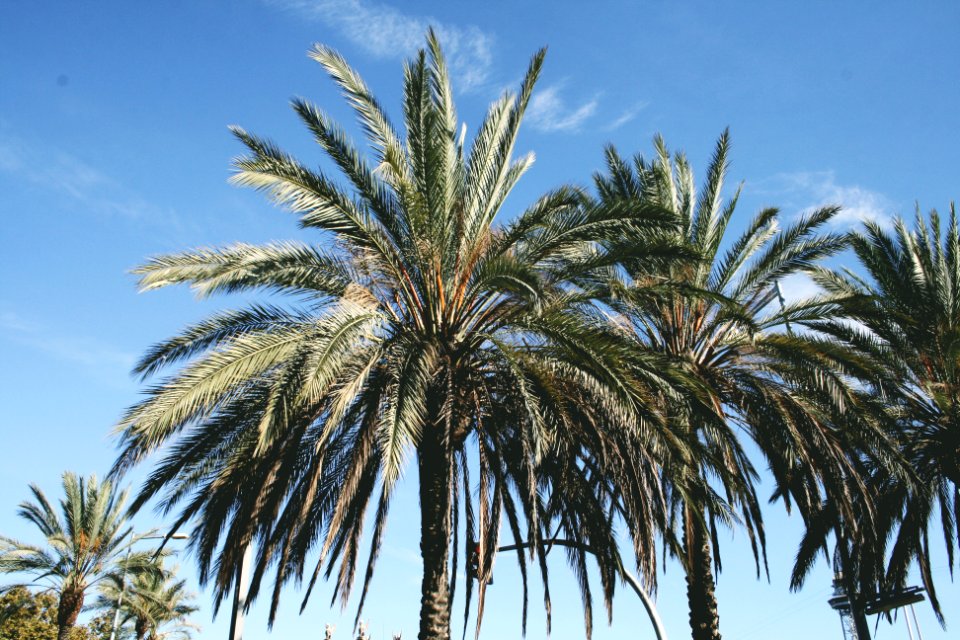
755,171 -> 895,229
604,101 -> 649,131
382,544 -> 421,567
266,1 -> 613,131
0,310 -> 33,333
266,0 -> 494,91
0,143 -> 23,172
776,272 -> 822,305
0,133 -> 178,223
381,544 -> 422,585
0,310 -> 137,375
526,84 -> 600,133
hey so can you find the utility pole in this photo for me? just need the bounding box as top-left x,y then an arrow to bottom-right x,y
830,541 -> 873,640
908,604 -> 925,640
108,547 -> 132,640
828,548 -> 926,640
228,543 -> 253,640
828,571 -> 864,640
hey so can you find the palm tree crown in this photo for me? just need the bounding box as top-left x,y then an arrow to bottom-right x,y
111,31 -> 663,640
809,205 -> 960,619
594,132 -> 887,640
95,560 -> 198,640
0,473 -> 160,640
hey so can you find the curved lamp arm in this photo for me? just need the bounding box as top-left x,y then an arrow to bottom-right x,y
496,538 -> 668,640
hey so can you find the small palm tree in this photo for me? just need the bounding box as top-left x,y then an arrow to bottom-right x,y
111,31 -> 666,640
805,205 -> 960,621
95,561 -> 198,640
594,132 -> 888,640
0,473 -> 160,640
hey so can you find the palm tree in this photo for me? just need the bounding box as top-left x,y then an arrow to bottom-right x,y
804,205 -> 960,621
0,473 -> 161,640
593,132 -> 889,640
95,561 -> 198,640
110,32 -> 669,640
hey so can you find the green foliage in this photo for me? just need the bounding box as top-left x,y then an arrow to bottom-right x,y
0,587 -> 113,640
803,204 -> 960,620
112,29 -> 673,640
0,473 -> 164,639
0,587 -> 59,640
96,24 -> 952,640
93,559 -> 198,640
82,613 -> 119,640
593,132 -> 897,639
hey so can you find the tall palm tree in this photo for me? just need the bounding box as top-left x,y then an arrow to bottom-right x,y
803,205 -> 960,621
593,132 -> 889,640
0,473 -> 160,640
95,561 -> 198,640
110,32 -> 670,640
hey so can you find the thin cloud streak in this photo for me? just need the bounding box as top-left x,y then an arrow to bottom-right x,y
604,101 -> 649,131
0,310 -> 137,375
755,170 -> 895,229
526,85 -> 599,133
0,133 -> 178,223
267,1 -> 611,130
776,272 -> 822,305
266,0 -> 494,91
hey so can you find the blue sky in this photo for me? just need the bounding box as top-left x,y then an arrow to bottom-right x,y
1,1 -> 958,639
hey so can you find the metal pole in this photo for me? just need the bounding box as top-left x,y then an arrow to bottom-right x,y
109,547 -> 131,640
620,567 -> 669,640
835,536 -> 871,640
109,532 -> 188,640
774,280 -> 793,335
909,604 -> 924,640
497,538 -> 668,640
904,607 -> 916,640
228,544 -> 253,640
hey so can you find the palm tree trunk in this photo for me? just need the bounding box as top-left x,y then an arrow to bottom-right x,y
136,616 -> 150,640
56,586 -> 84,640
683,507 -> 722,640
417,423 -> 453,640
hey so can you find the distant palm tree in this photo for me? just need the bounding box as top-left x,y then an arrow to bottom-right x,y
804,205 -> 960,621
0,473 -> 160,640
593,132 -> 888,640
111,32 -> 670,640
95,561 -> 198,640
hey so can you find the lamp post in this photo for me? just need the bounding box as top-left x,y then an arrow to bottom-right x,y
494,538 -> 669,640
228,543 -> 253,640
109,532 -> 189,640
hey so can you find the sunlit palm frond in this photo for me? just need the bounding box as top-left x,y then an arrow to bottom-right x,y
111,32 -> 675,640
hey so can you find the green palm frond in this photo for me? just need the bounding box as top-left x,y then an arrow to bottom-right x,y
111,32 -> 679,640
0,473 -> 164,638
808,203 -> 960,621
135,242 -> 353,300
592,133 -> 898,638
94,558 -> 199,640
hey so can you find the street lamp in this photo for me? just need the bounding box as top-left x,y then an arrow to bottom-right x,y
109,532 -> 189,640
228,543 -> 253,640
494,538 -> 669,640
829,580 -> 926,640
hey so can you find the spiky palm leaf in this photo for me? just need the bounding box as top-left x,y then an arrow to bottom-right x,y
94,559 -> 199,640
111,31 -> 677,640
0,473 -> 162,640
593,132 -> 892,640
804,205 -> 960,621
